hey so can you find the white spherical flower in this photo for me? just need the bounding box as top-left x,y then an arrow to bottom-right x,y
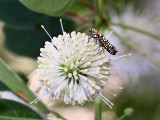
31,27 -> 117,108
105,7 -> 160,80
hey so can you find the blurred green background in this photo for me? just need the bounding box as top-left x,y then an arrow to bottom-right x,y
0,0 -> 160,120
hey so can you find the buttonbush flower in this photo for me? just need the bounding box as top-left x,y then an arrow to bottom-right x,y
105,7 -> 160,80
31,20 -> 124,108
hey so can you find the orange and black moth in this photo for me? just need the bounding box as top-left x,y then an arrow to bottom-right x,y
88,28 -> 118,55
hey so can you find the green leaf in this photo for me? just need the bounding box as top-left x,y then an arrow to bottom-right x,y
0,58 -> 47,110
67,0 -> 91,16
0,82 -> 10,91
0,0 -> 76,58
19,0 -> 75,16
0,99 -> 42,120
0,116 -> 41,120
0,59 -> 67,120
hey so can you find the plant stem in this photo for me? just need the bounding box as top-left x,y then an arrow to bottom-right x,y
65,12 -> 90,23
109,27 -> 160,69
117,114 -> 126,120
97,0 -> 106,25
97,0 -> 103,20
80,0 -> 97,19
95,97 -> 102,120
110,22 -> 160,42
80,0 -> 95,11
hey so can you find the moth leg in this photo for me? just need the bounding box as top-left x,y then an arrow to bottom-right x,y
87,35 -> 91,43
99,41 -> 103,46
97,40 -> 102,51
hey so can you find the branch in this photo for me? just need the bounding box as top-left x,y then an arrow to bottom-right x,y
65,12 -> 90,23
80,0 -> 95,11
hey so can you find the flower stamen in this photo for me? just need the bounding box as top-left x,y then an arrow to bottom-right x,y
107,82 -> 123,89
111,53 -> 132,60
99,95 -> 112,109
41,25 -> 52,40
103,88 -> 117,97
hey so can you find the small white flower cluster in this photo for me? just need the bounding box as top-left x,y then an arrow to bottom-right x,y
105,7 -> 160,80
31,30 -> 114,107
